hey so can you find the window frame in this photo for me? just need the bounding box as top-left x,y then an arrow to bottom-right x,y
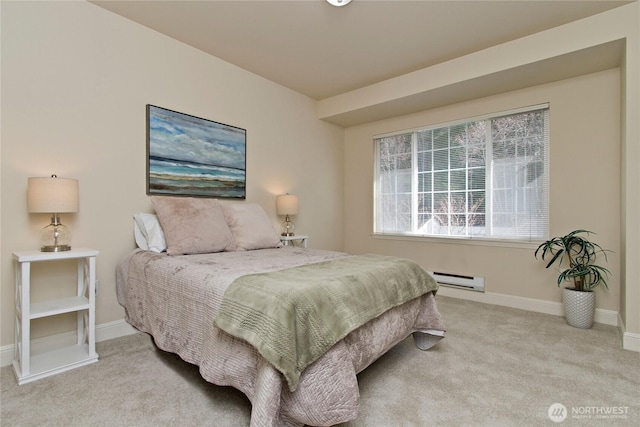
373,103 -> 550,245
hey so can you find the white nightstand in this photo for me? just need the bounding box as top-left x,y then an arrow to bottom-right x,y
279,235 -> 308,248
12,248 -> 99,385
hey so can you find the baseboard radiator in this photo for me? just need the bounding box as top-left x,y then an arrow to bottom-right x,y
430,271 -> 485,292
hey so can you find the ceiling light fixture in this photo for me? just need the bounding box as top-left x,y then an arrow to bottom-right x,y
327,0 -> 352,7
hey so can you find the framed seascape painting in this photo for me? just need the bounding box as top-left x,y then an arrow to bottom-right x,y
146,105 -> 246,199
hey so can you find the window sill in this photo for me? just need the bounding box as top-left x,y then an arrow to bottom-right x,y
371,232 -> 542,250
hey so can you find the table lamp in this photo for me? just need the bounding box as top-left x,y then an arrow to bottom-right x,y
276,193 -> 298,236
27,175 -> 79,252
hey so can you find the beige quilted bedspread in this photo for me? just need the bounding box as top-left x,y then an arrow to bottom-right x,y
116,247 -> 445,426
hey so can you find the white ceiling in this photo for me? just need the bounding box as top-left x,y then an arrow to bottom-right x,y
91,0 -> 629,101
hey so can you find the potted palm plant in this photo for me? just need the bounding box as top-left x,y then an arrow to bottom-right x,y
534,229 -> 610,329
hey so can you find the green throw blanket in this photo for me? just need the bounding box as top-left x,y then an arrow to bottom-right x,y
213,254 -> 438,392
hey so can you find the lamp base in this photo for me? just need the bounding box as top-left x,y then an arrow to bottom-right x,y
41,244 -> 71,252
39,215 -> 72,252
280,215 -> 295,236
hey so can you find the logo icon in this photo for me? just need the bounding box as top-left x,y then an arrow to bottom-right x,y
548,403 -> 568,423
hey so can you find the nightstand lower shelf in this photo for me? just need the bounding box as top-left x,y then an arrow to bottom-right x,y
13,343 -> 98,385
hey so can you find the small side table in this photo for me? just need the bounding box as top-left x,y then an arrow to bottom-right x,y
13,248 -> 99,385
279,235 -> 308,248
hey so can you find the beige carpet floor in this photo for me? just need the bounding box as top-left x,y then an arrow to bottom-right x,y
1,296 -> 639,426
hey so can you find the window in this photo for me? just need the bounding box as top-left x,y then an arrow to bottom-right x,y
374,105 -> 549,242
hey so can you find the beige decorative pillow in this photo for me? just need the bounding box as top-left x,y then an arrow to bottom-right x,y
222,203 -> 282,251
150,196 -> 235,255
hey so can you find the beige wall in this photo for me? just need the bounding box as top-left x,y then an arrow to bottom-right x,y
1,1 -> 637,353
0,1 -> 344,346
344,69 -> 621,311
334,1 -> 638,348
620,0 -> 640,346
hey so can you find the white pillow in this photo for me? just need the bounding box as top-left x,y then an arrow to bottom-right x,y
133,213 -> 167,253
222,203 -> 282,251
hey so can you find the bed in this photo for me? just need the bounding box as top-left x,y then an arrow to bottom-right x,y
115,197 -> 445,426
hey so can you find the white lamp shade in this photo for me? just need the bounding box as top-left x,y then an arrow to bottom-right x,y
276,194 -> 299,215
28,176 -> 79,213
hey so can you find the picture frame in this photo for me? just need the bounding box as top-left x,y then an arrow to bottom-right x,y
146,105 -> 246,199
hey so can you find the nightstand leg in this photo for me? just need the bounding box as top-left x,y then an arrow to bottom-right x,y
76,259 -> 85,345
87,256 -> 97,358
15,261 -> 31,377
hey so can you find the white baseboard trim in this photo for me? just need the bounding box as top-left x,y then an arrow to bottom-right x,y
618,313 -> 640,352
1,319 -> 140,368
622,332 -> 640,352
1,345 -> 15,368
437,286 -> 620,327
96,318 -> 139,342
3,293 -> 636,367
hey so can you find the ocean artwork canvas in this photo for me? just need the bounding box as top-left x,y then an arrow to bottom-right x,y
147,105 -> 246,198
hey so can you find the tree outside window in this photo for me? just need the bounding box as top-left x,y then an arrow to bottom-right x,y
374,106 -> 549,241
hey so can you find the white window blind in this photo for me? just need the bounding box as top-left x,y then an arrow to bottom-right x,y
374,105 -> 549,241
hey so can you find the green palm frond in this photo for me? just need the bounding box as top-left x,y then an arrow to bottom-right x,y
535,229 -> 611,291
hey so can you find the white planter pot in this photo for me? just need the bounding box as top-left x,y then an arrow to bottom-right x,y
562,287 -> 596,329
